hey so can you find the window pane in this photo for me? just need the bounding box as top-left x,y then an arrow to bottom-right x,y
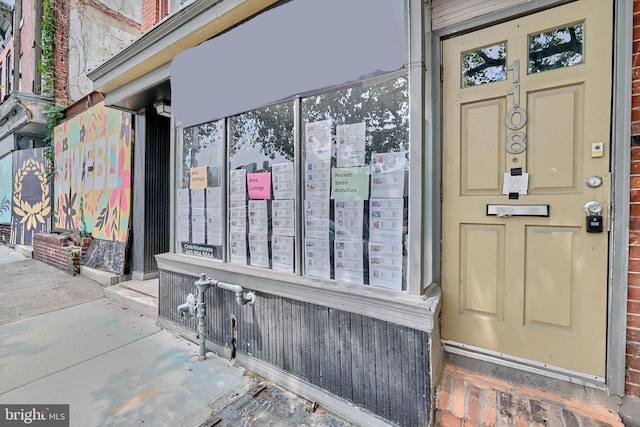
301,74 -> 409,291
462,43 -> 506,87
228,101 -> 295,271
176,120 -> 225,260
528,23 -> 583,74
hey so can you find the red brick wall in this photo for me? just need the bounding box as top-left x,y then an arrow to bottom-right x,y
51,0 -> 70,106
33,233 -> 83,275
628,0 -> 640,399
142,0 -> 168,32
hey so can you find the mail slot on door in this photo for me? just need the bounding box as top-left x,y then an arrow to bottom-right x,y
486,204 -> 550,217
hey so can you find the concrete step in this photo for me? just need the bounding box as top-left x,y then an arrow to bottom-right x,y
104,279 -> 158,320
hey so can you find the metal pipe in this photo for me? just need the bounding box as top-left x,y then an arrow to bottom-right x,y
197,287 -> 207,360
216,281 -> 256,305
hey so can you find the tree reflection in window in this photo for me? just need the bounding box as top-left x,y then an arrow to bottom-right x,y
528,23 -> 583,74
302,74 -> 409,161
229,102 -> 295,168
462,43 -> 506,88
181,120 -> 224,189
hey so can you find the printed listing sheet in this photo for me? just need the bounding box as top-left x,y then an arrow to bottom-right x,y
191,189 -> 206,244
248,200 -> 269,234
230,201 -> 247,233
249,233 -> 270,268
229,232 -> 247,265
369,198 -> 404,243
305,120 -> 332,162
205,187 -> 223,246
304,238 -> 331,279
272,199 -> 295,237
370,152 -> 407,199
304,199 -> 330,239
176,188 -> 190,243
336,122 -> 366,167
229,169 -> 247,201
272,162 -> 295,200
334,240 -> 364,284
272,235 -> 294,273
305,160 -> 331,199
334,200 -> 364,240
368,241 -> 404,290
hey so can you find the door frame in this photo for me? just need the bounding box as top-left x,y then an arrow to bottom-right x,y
431,0 -> 631,395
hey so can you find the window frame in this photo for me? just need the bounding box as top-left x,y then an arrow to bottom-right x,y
161,0 -> 433,324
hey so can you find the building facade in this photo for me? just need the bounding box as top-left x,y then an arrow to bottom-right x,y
88,0 -> 636,424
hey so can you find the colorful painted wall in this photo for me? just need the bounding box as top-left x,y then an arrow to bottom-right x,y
11,148 -> 51,245
0,154 -> 11,224
54,102 -> 132,242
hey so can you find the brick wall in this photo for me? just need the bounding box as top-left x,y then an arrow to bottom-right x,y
628,0 -> 640,399
51,0 -> 70,106
142,0 -> 168,32
32,233 -> 90,275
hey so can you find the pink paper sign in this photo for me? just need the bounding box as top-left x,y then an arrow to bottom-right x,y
247,172 -> 272,199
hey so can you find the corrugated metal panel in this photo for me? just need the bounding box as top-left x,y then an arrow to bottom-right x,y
432,0 -> 529,30
143,113 -> 170,272
159,270 -> 431,426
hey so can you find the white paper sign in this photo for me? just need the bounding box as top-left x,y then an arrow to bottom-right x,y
230,201 -> 247,233
249,233 -> 270,268
369,198 -> 404,243
272,199 -> 295,237
205,187 -> 223,246
272,162 -> 295,199
334,200 -> 364,240
230,169 -> 247,201
191,189 -> 206,244
336,122 -> 366,167
248,200 -> 269,234
229,232 -> 247,265
176,188 -> 190,242
502,173 -> 529,195
334,240 -> 364,284
304,237 -> 331,279
304,199 -> 330,239
305,160 -> 331,199
370,152 -> 406,198
305,120 -> 332,162
272,235 -> 294,273
369,241 -> 404,290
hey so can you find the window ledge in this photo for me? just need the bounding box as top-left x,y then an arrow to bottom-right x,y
156,252 -> 440,333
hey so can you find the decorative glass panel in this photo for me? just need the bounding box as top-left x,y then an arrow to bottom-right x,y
528,23 -> 584,74
462,43 -> 507,88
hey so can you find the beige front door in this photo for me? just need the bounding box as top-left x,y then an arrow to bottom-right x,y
441,0 -> 612,376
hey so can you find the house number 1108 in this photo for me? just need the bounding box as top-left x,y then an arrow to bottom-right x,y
506,60 -> 527,154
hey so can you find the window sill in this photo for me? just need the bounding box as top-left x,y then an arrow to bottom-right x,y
156,252 -> 440,333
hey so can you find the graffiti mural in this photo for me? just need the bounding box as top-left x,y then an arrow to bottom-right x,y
54,102 -> 132,242
11,148 -> 51,245
0,154 -> 11,224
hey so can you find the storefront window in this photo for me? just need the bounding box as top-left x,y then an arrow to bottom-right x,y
176,120 -> 225,259
302,74 -> 409,290
175,73 -> 410,291
228,101 -> 295,270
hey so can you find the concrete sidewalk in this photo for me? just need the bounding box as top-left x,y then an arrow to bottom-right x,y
0,245 -> 352,427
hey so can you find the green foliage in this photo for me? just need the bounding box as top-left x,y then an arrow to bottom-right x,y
43,104 -> 65,181
39,0 -> 55,96
78,194 -> 90,238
